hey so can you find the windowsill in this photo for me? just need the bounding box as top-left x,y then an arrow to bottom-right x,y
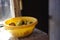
0,21 -> 4,27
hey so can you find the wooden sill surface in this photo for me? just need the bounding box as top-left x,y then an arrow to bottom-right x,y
0,27 -> 48,40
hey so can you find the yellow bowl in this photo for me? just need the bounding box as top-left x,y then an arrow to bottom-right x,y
3,16 -> 38,37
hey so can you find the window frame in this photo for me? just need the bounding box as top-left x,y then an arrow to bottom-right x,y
10,0 -> 22,17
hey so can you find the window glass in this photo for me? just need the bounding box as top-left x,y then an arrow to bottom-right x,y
0,0 -> 14,24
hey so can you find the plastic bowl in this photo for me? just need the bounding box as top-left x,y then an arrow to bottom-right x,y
3,16 -> 38,37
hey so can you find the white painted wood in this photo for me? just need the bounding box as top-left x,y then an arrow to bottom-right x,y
10,0 -> 15,17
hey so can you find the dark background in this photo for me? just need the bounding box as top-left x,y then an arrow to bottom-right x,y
21,0 -> 48,33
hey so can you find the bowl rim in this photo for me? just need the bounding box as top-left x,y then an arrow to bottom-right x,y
3,16 -> 38,28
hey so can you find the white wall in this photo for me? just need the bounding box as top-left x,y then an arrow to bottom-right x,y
49,0 -> 60,40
